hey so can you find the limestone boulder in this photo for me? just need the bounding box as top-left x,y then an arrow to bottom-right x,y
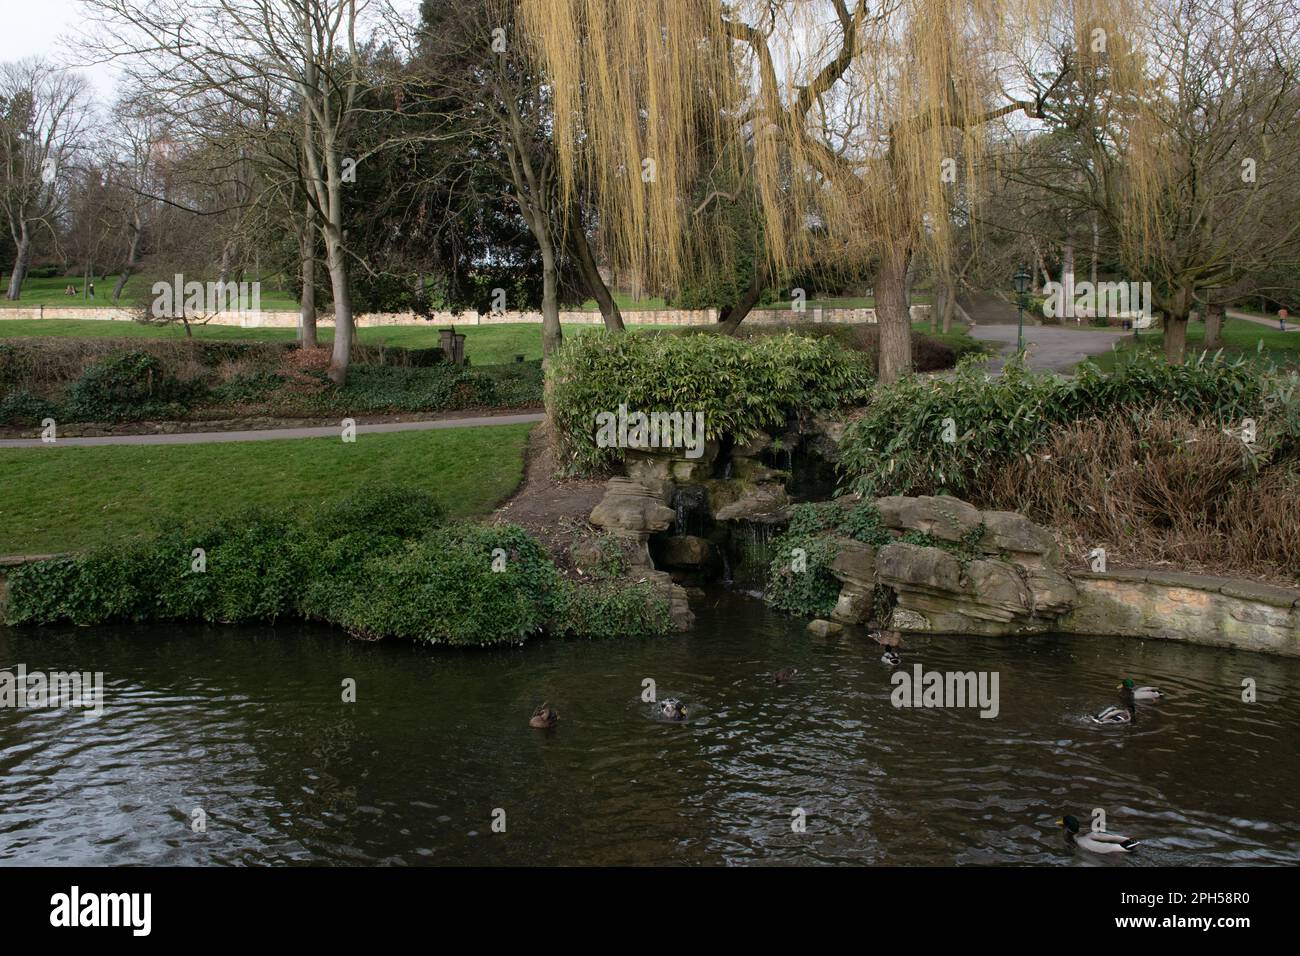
640,570 -> 695,631
658,535 -> 714,568
875,542 -> 965,595
713,482 -> 791,522
829,539 -> 877,587
590,478 -> 676,534
876,495 -> 982,543
980,510 -> 1058,560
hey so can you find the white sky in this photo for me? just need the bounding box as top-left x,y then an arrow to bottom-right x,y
0,0 -> 123,105
0,0 -> 424,109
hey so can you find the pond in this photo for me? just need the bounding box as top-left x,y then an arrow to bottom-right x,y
1,589 -> 1296,865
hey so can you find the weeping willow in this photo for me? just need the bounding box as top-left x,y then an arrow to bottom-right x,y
518,0 -> 1158,376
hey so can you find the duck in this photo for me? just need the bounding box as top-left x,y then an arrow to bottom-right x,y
659,698 -> 688,720
1119,678 -> 1164,701
881,648 -> 901,667
529,702 -> 559,729
1090,684 -> 1137,723
1058,814 -> 1141,853
773,667 -> 799,683
870,628 -> 905,648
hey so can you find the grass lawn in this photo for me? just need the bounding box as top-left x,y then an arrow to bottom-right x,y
0,319 -> 572,365
1,312 -> 961,366
1081,317 -> 1300,373
0,275 -> 301,310
0,422 -> 532,556
4,276 -> 928,315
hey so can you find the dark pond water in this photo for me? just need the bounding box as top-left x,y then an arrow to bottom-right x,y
1,589 -> 1297,866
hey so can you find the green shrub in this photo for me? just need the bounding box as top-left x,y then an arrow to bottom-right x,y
312,523 -> 560,645
65,350 -> 198,421
0,389 -> 60,426
550,330 -> 874,473
839,351 -> 1268,498
547,579 -> 671,638
4,486 -> 673,645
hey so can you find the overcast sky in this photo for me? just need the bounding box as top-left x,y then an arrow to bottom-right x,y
0,0 -> 423,108
0,0 -> 121,103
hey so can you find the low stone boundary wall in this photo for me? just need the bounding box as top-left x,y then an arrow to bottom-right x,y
0,304 -> 930,329
1062,570 -> 1300,657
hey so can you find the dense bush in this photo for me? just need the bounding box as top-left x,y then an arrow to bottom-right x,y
5,486 -> 671,644
0,389 -> 59,425
0,338 -> 543,426
838,351 -> 1275,498
548,579 -> 671,638
64,350 -> 200,421
311,523 -> 562,645
551,330 -> 874,473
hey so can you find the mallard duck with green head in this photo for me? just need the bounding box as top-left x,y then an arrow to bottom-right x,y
1090,683 -> 1137,723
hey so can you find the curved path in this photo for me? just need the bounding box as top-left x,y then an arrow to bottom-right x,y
968,322 -> 1127,374
0,411 -> 545,448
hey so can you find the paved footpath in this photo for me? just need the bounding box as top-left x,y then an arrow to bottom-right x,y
1225,309 -> 1300,332
967,323 -> 1128,373
0,412 -> 545,449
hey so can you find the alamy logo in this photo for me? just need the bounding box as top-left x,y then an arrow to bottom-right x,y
1042,278 -> 1150,319
0,664 -> 103,717
151,274 -> 261,317
50,886 -> 151,936
890,665 -> 1000,718
594,404 -> 706,459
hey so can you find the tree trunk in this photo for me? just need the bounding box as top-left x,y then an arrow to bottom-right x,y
929,281 -> 941,332
1204,303 -> 1224,350
1164,312 -> 1189,363
718,259 -> 767,334
941,285 -> 956,334
572,227 -> 624,331
300,251 -> 318,348
6,234 -> 30,300
875,244 -> 914,384
324,228 -> 353,385
1060,243 -> 1075,319
1089,214 -> 1099,288
539,238 -> 563,358
218,237 -> 236,288
299,205 -> 319,348
112,210 -> 142,302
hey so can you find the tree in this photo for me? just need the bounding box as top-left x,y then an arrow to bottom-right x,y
83,0 -> 382,383
517,0 -> 1113,381
0,59 -> 91,300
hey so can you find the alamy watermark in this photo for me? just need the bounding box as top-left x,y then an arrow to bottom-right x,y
594,404 -> 706,459
0,664 -> 104,718
1043,278 -> 1151,320
890,664 -> 1000,719
151,274 -> 261,318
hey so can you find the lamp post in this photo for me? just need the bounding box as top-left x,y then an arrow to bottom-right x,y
1012,267 -> 1031,353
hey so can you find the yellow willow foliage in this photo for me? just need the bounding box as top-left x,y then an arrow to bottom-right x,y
519,0 -> 1155,293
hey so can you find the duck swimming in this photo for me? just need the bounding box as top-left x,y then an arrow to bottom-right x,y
1058,815 -> 1141,853
774,667 -> 799,683
1119,678 -> 1164,701
1090,684 -> 1137,723
881,649 -> 901,667
529,702 -> 559,729
659,698 -> 688,720
870,628 -> 905,648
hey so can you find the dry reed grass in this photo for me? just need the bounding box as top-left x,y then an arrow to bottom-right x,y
978,409 -> 1299,582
